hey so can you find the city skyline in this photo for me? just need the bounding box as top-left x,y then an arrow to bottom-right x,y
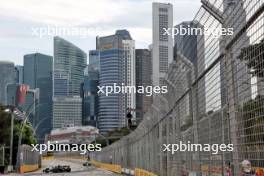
0,0 -> 263,175
0,0 -> 200,65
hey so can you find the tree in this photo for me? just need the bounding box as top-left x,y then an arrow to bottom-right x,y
0,105 -> 11,146
0,104 -> 37,165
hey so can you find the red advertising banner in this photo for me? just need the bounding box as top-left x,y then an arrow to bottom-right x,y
17,84 -> 29,104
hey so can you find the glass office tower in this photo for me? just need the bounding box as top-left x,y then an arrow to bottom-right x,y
53,36 -> 86,129
24,53 -> 53,142
97,30 -> 136,134
54,36 -> 87,96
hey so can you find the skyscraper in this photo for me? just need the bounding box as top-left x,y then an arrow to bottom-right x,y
20,88 -> 40,128
82,50 -> 100,127
174,21 -> 206,115
0,61 -> 16,105
152,2 -> 173,86
89,50 -> 100,71
52,96 -> 82,129
54,36 -> 87,96
82,67 -> 99,127
135,49 -> 152,123
6,83 -> 20,106
53,36 -> 86,129
97,30 -> 136,133
222,0 -> 251,103
53,69 -> 69,97
15,65 -> 24,84
24,53 -> 53,141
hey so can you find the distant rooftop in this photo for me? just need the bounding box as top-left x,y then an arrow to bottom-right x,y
115,29 -> 132,40
0,60 -> 14,64
51,125 -> 99,135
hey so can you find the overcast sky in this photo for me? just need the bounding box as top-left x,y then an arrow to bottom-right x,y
0,0 -> 200,65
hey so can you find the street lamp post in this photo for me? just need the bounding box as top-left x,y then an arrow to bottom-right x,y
4,104 -> 15,172
15,103 -> 41,170
9,109 -> 14,172
4,98 -> 41,172
1,146 -> 4,166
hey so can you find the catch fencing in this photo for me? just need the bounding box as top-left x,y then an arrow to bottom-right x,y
93,0 -> 264,175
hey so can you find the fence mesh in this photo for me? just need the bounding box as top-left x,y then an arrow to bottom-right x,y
93,0 -> 264,175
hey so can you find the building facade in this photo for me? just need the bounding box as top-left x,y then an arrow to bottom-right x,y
6,83 -> 20,106
89,50 -> 100,71
53,69 -> 69,97
174,21 -> 206,116
82,50 -> 100,127
47,126 -> 98,144
97,30 -> 136,133
23,53 -> 53,142
152,2 -> 173,86
21,88 -> 40,129
54,36 -> 87,96
135,49 -> 153,123
53,36 -> 87,129
15,65 -> 24,84
52,96 -> 82,129
0,61 -> 16,105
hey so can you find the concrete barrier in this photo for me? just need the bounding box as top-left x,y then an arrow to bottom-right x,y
91,160 -> 122,174
19,164 -> 39,174
134,168 -> 158,176
91,160 -> 158,175
42,156 -> 54,160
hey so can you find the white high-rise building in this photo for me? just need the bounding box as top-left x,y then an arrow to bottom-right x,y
122,39 -> 136,121
152,2 -> 173,86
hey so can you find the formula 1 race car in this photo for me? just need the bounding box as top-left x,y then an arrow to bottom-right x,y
43,165 -> 71,173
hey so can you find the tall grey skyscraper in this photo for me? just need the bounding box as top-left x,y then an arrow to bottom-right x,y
53,36 -> 86,129
174,21 -> 206,114
0,61 -> 16,105
53,69 -> 69,97
6,83 -> 20,106
21,88 -> 40,127
24,53 -> 53,141
97,30 -> 136,133
54,36 -> 87,96
89,50 -> 100,71
223,0 -> 251,103
152,2 -> 173,86
135,49 -> 152,123
82,67 -> 99,127
15,65 -> 24,84
81,50 -> 100,127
